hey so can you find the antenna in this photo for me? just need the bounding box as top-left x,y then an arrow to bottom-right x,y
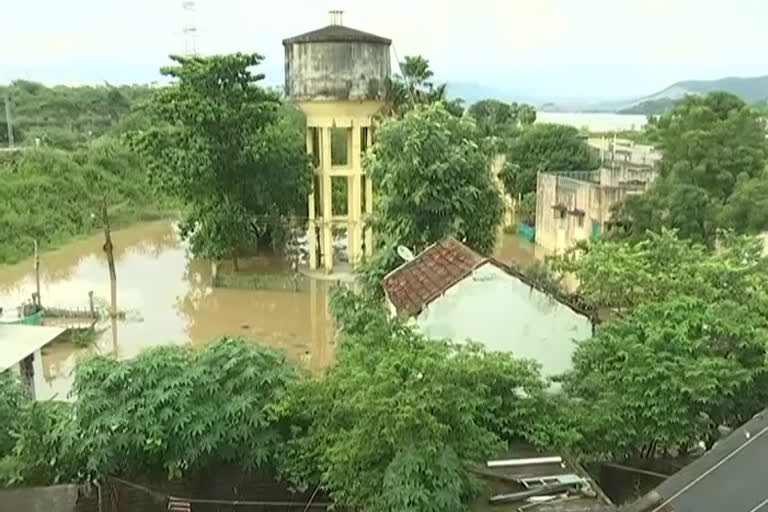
397,245 -> 415,262
182,0 -> 199,56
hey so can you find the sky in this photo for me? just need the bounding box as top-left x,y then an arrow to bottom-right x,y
3,0 -> 768,101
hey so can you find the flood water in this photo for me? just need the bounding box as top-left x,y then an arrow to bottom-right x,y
0,221 -> 335,400
0,221 -> 541,401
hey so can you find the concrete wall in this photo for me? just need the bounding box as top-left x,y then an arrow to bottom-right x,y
0,484 -> 81,512
414,263 -> 593,380
536,171 -> 644,253
284,41 -> 390,102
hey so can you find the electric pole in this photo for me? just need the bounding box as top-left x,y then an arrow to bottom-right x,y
4,94 -> 13,148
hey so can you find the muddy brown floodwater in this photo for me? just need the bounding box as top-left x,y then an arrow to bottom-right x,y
0,221 -> 543,401
0,221 -> 335,400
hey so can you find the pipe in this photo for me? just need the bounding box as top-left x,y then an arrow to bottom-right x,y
487,456 -> 562,468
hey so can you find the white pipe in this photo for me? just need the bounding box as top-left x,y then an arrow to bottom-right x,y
487,456 -> 562,468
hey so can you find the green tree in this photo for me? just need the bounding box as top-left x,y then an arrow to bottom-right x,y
362,103 -> 503,292
565,298 -> 768,460
611,92 -> 768,242
554,229 -> 768,317
0,375 -> 26,456
69,337 -> 296,480
130,53 -> 311,268
501,123 -> 597,197
388,55 -> 463,117
279,289 -> 566,512
466,100 -> 537,147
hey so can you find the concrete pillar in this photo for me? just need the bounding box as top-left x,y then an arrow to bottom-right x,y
306,129 -> 317,270
349,124 -> 363,266
364,125 -> 374,257
321,127 -> 333,273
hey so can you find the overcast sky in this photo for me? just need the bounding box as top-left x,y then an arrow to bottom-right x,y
3,0 -> 767,100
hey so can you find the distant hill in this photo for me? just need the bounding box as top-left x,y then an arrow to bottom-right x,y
616,75 -> 768,114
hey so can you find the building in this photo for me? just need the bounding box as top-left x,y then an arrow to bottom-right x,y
535,167 -> 656,253
626,407 -> 768,512
381,238 -> 593,381
283,11 -> 391,273
0,324 -> 66,398
588,137 -> 662,172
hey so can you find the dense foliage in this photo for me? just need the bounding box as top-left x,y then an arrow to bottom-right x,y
566,298 -> 768,460
130,53 -> 311,266
278,288 -> 569,512
69,337 -> 295,480
611,92 -> 768,243
501,123 -> 598,197
466,99 -> 536,140
553,230 -> 768,460
362,103 -> 503,293
0,141 -> 166,264
388,56 -> 464,117
0,80 -> 151,148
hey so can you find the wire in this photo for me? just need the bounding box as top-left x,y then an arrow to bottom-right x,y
650,420 -> 768,512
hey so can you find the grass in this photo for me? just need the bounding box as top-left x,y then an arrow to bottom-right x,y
213,272 -> 311,292
0,142 -> 175,265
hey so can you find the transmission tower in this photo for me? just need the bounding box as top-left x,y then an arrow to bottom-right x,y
181,0 -> 199,56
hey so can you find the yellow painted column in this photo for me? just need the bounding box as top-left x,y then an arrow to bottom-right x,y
306,129 -> 317,270
349,123 -> 363,266
364,125 -> 374,257
321,127 -> 333,273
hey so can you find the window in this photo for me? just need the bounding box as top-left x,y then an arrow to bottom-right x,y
331,127 -> 350,166
331,176 -> 348,216
309,127 -> 320,168
360,126 -> 369,154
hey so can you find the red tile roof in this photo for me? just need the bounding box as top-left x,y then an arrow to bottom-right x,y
382,238 -> 488,316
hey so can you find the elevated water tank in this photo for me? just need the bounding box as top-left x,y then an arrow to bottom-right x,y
283,12 -> 392,102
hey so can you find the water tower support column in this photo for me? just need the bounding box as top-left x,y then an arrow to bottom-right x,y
321,126 -> 334,273
306,130 -> 318,269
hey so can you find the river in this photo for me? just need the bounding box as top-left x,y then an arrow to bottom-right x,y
0,221 -> 541,401
536,112 -> 647,132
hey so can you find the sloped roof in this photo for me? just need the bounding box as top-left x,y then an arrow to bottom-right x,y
0,324 -> 66,371
382,238 -> 594,319
629,407 -> 768,512
382,238 -> 486,316
282,25 -> 391,45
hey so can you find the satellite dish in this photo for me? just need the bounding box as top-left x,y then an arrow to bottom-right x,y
397,245 -> 415,262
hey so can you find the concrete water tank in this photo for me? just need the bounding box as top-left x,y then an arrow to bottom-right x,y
282,12 -> 392,102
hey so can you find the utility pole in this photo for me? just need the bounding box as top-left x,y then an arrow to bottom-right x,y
101,198 -> 117,319
33,240 -> 41,308
4,94 -> 13,148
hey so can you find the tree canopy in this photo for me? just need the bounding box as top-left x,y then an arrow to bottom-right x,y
130,53 -> 311,265
362,102 -> 503,293
467,99 -> 536,140
388,55 -> 464,117
611,92 -> 768,243
501,123 -> 598,197
0,80 -> 151,149
278,288 -> 568,512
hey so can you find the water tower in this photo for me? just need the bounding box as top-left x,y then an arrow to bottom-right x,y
283,11 -> 391,273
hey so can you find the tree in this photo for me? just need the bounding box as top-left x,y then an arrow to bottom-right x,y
553,229 -> 768,317
466,99 -> 537,143
501,123 -> 597,197
564,298 -> 768,461
130,53 -> 311,267
69,337 -> 296,480
611,92 -> 768,242
388,55 -> 463,117
279,289 -> 566,512
719,173 -> 768,233
362,103 -> 503,292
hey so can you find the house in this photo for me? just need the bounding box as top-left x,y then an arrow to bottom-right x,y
0,324 -> 66,398
588,137 -> 662,173
626,407 -> 768,512
535,167 -> 656,253
381,238 -> 594,381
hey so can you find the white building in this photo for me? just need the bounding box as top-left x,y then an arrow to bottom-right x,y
381,238 -> 594,380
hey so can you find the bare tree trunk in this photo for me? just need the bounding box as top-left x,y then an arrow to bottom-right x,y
102,198 -> 117,319
233,256 -> 239,272
34,240 -> 41,307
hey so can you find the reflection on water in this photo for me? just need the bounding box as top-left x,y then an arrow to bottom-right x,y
0,221 -> 335,400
